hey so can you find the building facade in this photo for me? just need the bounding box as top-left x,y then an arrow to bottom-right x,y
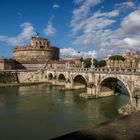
0,37 -> 83,70
106,52 -> 140,69
46,58 -> 82,69
0,58 -> 14,70
13,36 -> 60,69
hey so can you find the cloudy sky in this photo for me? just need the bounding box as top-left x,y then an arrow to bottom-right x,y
0,0 -> 140,59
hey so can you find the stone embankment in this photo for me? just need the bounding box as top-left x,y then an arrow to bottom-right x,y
0,72 -> 18,85
53,112 -> 140,140
0,70 -> 45,87
118,104 -> 137,116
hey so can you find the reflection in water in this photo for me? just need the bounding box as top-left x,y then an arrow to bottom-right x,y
0,84 -> 129,140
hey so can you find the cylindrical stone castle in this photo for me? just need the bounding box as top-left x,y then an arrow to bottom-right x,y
13,37 -> 59,63
12,36 -> 59,69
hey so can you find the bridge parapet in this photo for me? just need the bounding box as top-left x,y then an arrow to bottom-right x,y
45,67 -> 140,75
94,68 -> 139,75
46,67 -> 93,73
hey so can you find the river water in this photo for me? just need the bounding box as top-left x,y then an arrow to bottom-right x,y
0,84 -> 129,140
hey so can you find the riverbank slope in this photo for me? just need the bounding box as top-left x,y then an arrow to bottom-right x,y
53,112 -> 140,140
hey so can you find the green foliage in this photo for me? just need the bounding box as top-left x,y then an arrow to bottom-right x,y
109,55 -> 125,61
97,60 -> 106,67
83,58 -> 106,68
84,58 -> 91,68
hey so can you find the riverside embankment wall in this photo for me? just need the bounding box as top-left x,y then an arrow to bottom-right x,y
17,70 -> 46,83
0,71 -> 18,84
0,70 -> 46,85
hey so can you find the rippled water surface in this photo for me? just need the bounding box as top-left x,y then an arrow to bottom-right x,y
0,84 -> 129,139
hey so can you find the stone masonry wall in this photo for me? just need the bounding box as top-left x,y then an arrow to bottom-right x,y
17,71 -> 46,83
0,70 -> 47,85
0,72 -> 18,84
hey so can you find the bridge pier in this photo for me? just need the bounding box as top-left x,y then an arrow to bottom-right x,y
136,96 -> 140,110
99,86 -> 115,97
132,95 -> 140,111
65,81 -> 74,89
65,82 -> 86,90
48,79 -> 66,86
87,83 -> 96,96
80,83 -> 97,99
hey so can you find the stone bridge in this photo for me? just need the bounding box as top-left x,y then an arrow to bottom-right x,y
40,67 -> 140,110
17,66 -> 140,110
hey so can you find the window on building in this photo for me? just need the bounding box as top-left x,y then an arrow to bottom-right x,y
40,46 -> 45,49
36,42 -> 38,46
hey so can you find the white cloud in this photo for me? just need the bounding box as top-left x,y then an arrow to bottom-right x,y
70,0 -> 140,58
121,10 -> 140,34
44,17 -> 56,36
0,22 -> 36,46
115,1 -> 135,9
123,38 -> 140,47
71,1 -> 119,35
53,4 -> 60,9
123,1 -> 135,7
71,0 -> 103,33
93,10 -> 119,18
72,9 -> 118,45
60,47 -> 96,59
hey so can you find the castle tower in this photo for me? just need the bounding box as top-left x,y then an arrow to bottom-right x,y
12,36 -> 59,69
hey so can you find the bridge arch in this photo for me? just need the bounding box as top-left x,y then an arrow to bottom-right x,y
73,74 -> 88,88
99,76 -> 132,103
48,73 -> 54,80
58,73 -> 66,81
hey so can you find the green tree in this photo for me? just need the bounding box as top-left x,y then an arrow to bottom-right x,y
97,60 -> 106,67
109,55 -> 125,61
83,58 -> 107,68
84,58 -> 91,68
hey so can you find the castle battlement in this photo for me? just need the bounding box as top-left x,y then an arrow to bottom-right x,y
13,46 -> 53,52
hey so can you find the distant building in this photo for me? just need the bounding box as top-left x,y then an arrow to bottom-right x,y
47,58 -> 82,69
0,36 -> 83,70
0,58 -> 14,70
13,36 -> 60,69
106,51 -> 140,69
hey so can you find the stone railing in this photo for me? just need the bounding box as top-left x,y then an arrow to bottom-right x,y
94,67 -> 139,75
46,66 -> 92,73
45,66 -> 140,75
